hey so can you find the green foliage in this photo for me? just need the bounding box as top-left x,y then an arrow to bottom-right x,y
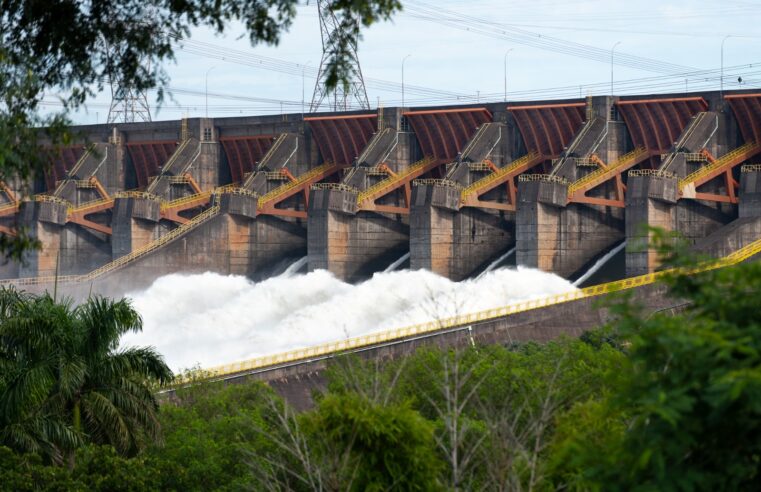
304,392 -> 443,491
147,380 -> 277,491
0,288 -> 173,464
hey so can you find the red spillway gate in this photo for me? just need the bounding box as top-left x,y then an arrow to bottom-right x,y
219,135 -> 275,183
616,97 -> 708,154
125,141 -> 178,188
726,94 -> 761,144
44,146 -> 87,191
403,108 -> 492,161
508,102 -> 585,158
305,113 -> 377,166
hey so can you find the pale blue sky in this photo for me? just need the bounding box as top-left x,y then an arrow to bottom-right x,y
49,0 -> 761,124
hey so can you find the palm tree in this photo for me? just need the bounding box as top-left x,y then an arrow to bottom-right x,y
0,287 -> 173,464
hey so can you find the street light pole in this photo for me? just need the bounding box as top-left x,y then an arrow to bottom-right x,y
721,35 -> 733,99
302,61 -> 312,116
205,65 -> 216,118
611,41 -> 621,96
402,54 -> 412,109
503,48 -> 514,102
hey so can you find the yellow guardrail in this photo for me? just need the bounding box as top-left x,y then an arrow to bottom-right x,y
114,191 -> 162,202
200,234 -> 761,380
81,205 -> 221,281
460,152 -> 541,200
412,178 -> 463,189
68,198 -> 114,214
567,147 -> 648,196
517,174 -> 569,185
467,162 -> 493,171
160,191 -> 212,212
33,195 -> 72,207
0,205 -> 222,287
258,163 -> 336,209
628,169 -> 677,179
679,142 -> 760,190
214,186 -> 259,199
356,157 -> 436,205
310,183 -> 360,193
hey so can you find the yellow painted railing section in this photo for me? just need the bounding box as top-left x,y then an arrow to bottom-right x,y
2,205 -> 222,287
81,205 -> 221,281
160,191 -> 212,212
201,236 -> 761,379
258,163 -> 336,209
460,152 -> 540,201
567,147 -> 648,196
356,157 -> 436,205
678,141 -> 760,190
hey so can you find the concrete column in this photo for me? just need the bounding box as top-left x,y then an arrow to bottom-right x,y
410,184 -> 457,277
410,183 -> 514,280
517,178 -> 623,278
111,197 -> 162,259
308,188 -> 408,282
516,180 -> 565,273
18,200 -> 69,278
191,118 -> 222,191
625,173 -> 677,276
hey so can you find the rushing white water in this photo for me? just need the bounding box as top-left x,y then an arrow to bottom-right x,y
476,247 -> 516,280
573,241 -> 626,287
283,256 -> 308,275
121,266 -> 577,372
384,252 -> 410,272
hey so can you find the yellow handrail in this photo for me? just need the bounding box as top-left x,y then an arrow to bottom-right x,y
356,157 -> 435,205
160,191 -> 212,212
567,147 -> 648,196
81,205 -> 221,281
679,141 -> 760,190
200,234 -> 761,379
460,152 -> 540,200
33,195 -> 71,207
114,191 -> 162,202
0,205 -> 222,287
257,163 -> 336,209
68,198 -> 114,214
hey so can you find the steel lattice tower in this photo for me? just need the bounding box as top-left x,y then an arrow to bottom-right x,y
310,0 -> 370,112
107,70 -> 152,124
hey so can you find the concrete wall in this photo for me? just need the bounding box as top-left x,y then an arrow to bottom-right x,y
410,183 -> 514,280
308,188 -> 408,281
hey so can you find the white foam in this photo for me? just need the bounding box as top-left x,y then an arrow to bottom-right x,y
121,266 -> 577,372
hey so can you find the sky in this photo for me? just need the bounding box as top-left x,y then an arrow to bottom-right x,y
49,0 -> 761,125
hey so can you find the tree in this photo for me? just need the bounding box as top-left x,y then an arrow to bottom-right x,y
0,288 -> 173,465
548,236 -> 761,491
0,0 -> 402,259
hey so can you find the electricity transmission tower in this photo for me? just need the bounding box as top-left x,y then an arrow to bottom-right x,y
107,66 -> 152,124
310,0 -> 370,112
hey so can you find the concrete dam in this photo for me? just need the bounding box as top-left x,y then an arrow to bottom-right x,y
4,89 -> 761,389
